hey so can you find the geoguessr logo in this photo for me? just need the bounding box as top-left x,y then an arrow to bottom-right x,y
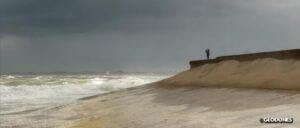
260,117 -> 294,124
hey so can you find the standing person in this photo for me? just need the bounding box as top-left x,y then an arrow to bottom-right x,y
205,49 -> 210,60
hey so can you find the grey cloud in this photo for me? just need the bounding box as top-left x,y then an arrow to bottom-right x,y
0,0 -> 247,36
1,0 -> 300,73
1,0 -> 177,35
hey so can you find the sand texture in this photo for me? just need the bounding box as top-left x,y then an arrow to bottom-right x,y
161,58 -> 300,90
52,85 -> 300,128
19,57 -> 300,128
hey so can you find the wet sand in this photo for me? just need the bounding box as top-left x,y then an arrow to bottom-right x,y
50,84 -> 300,128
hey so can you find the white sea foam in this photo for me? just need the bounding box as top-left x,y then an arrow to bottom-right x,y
0,73 -> 171,115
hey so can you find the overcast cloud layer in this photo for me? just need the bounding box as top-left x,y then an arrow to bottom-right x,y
1,0 -> 300,73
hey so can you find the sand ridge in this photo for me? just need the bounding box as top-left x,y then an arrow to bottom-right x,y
161,58 -> 300,90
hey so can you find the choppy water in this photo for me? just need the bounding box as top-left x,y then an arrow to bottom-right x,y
0,73 -> 171,127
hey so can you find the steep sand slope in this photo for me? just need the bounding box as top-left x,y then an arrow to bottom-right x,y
160,58 -> 300,90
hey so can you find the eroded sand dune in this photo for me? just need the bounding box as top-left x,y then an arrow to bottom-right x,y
161,58 -> 300,90
36,55 -> 300,128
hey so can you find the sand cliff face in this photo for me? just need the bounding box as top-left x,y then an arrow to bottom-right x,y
190,49 -> 300,69
161,58 -> 300,90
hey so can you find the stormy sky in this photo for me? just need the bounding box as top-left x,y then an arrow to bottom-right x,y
1,0 -> 300,73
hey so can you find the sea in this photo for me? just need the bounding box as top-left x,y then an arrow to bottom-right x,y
0,73 -> 172,127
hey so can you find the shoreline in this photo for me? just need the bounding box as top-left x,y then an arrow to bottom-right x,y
3,49 -> 300,127
57,50 -> 300,127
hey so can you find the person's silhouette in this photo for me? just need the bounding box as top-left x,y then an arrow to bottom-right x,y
205,49 -> 210,60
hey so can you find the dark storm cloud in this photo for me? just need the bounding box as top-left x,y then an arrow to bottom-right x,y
0,0 -> 244,36
1,0 -> 300,73
0,0 -> 181,35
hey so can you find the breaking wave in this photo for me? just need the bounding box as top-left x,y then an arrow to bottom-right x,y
0,73 -> 171,114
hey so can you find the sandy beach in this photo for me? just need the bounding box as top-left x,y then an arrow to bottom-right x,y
46,56 -> 300,128
52,84 -> 300,128
2,0 -> 300,127
2,52 -> 299,128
